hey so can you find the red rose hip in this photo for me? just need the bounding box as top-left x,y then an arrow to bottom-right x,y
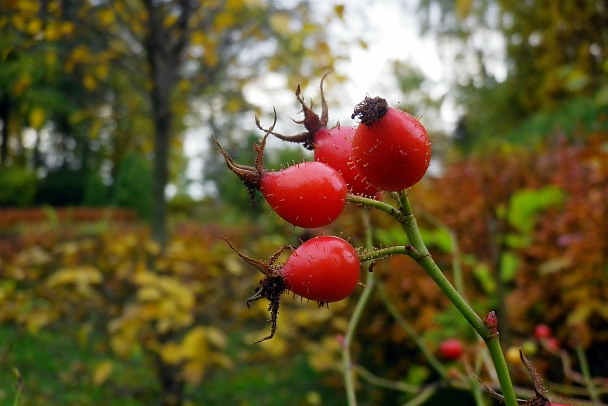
351,96 -> 431,192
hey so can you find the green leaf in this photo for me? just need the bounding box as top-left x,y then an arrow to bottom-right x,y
506,186 -> 565,233
419,227 -> 453,253
472,261 -> 496,295
499,252 -> 519,283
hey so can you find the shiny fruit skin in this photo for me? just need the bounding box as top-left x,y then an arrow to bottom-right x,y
260,161 -> 347,228
280,236 -> 360,302
352,108 -> 431,192
438,338 -> 464,360
313,126 -> 379,197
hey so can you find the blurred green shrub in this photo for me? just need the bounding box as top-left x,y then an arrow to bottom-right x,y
113,152 -> 153,219
35,169 -> 87,206
83,170 -> 111,206
0,166 -> 37,207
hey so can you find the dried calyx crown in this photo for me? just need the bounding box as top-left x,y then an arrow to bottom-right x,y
351,95 -> 389,126
256,73 -> 331,150
222,236 -> 292,343
211,110 -> 277,203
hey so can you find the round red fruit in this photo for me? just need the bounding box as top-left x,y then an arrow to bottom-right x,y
544,337 -> 560,352
260,161 -> 347,228
351,96 -> 431,192
281,236 -> 360,302
534,324 -> 552,340
438,338 -> 464,360
212,121 -> 347,229
313,126 -> 379,196
267,77 -> 378,197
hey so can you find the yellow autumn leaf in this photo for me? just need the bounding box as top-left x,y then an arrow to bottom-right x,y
29,107 -> 45,130
26,18 -> 43,35
18,0 -> 41,14
181,327 -> 208,358
11,15 -> 26,31
455,0 -> 472,20
61,21 -> 74,36
191,31 -> 206,45
134,271 -> 157,285
48,0 -> 62,15
204,326 -> 228,349
83,75 -> 97,91
164,13 -> 178,27
269,13 -> 291,36
137,286 -> 162,301
181,360 -> 205,384
227,0 -> 245,8
45,266 -> 103,289
160,342 -> 183,365
95,64 -> 109,80
12,75 -> 32,95
214,11 -> 235,29
45,49 -> 58,68
70,45 -> 91,63
44,21 -> 62,41
333,4 -> 345,21
210,353 -> 233,369
25,309 -> 56,335
98,8 -> 115,27
78,323 -> 93,348
92,360 -> 114,386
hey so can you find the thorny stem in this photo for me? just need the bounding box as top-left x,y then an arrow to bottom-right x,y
346,194 -> 403,218
342,210 -> 375,406
347,190 -> 518,406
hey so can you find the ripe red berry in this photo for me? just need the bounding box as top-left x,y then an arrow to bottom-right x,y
544,336 -> 560,352
281,236 -> 360,302
534,324 -> 552,340
212,119 -> 347,228
224,236 -> 360,342
263,76 -> 379,197
351,96 -> 431,192
260,161 -> 347,228
313,125 -> 379,196
438,338 -> 464,360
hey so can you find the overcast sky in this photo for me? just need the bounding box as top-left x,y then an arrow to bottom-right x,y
183,0 -> 451,198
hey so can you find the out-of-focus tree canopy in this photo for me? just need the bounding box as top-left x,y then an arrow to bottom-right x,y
0,0 -> 348,244
415,0 -> 608,149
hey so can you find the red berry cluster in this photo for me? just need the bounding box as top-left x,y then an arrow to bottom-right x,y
215,75 -> 432,341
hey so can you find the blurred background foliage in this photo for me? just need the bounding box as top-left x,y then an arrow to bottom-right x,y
1,0 -> 608,405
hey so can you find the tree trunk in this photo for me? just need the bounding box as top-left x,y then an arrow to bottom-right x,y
0,94 -> 10,166
143,3 -> 192,404
143,0 -> 191,250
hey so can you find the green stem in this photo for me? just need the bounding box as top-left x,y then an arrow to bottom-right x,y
12,368 -> 22,406
396,191 -> 518,406
575,343 -> 600,403
346,194 -> 401,219
358,245 -> 426,264
485,337 -> 517,406
346,191 -> 519,406
342,210 -> 376,406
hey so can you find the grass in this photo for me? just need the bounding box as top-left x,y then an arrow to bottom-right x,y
0,325 -> 345,406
